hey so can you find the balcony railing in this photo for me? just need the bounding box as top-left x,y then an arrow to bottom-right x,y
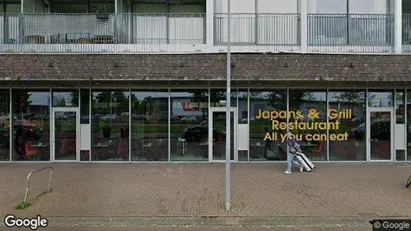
214,13 -> 300,46
0,13 -> 205,52
402,14 -> 411,52
308,14 -> 394,53
0,13 -> 408,53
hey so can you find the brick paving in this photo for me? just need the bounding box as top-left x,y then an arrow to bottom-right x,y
0,226 -> 369,231
0,163 -> 410,220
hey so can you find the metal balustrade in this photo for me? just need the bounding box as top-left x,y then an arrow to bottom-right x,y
308,14 -> 394,53
402,14 -> 411,53
0,13 -> 407,53
214,13 -> 299,46
0,13 -> 206,53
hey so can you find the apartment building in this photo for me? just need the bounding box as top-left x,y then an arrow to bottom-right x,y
0,0 -> 410,163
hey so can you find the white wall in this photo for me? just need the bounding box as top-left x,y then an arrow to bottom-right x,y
214,0 -> 255,13
115,0 -> 129,43
309,0 -> 389,14
258,0 -> 298,13
23,0 -> 45,13
131,4 -> 205,44
350,0 -> 389,14
311,0 -> 346,13
115,0 -> 129,13
214,0 -> 298,44
0,15 -> 20,44
404,1 -> 411,13
213,0 -> 390,14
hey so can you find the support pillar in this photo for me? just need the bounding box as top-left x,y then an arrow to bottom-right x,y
394,0 -> 402,53
298,0 -> 308,53
206,0 -> 214,51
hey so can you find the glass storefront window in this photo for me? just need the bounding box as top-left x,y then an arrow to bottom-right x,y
407,90 -> 411,161
237,90 -> 248,124
52,4 -> 88,13
91,90 -> 129,161
80,89 -> 90,160
80,89 -> 90,124
368,90 -> 393,107
170,89 -> 208,161
0,89 -> 10,161
249,89 -> 287,161
289,89 -> 327,161
396,90 -> 406,161
131,90 -> 169,161
11,90 -> 50,161
210,89 -> 237,107
52,89 -> 79,107
329,90 -> 366,161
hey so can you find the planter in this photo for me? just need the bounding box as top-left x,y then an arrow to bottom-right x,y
96,13 -> 109,20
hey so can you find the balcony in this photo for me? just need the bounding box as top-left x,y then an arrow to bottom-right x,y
0,13 -> 206,53
0,12 -> 407,54
214,13 -> 300,52
308,14 -> 394,53
402,14 -> 411,52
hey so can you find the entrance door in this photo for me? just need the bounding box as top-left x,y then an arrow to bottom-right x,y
367,108 -> 393,162
51,108 -> 80,162
209,107 -> 238,162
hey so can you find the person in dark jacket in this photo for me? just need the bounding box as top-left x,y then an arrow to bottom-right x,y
285,132 -> 303,174
14,127 -> 25,160
264,127 -> 272,158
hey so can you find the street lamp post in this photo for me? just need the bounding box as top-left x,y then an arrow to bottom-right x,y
225,0 -> 231,211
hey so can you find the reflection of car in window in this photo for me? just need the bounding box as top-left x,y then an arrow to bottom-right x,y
352,119 -> 390,140
182,126 -> 225,142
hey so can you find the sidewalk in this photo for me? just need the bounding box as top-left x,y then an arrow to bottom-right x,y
0,163 -> 410,228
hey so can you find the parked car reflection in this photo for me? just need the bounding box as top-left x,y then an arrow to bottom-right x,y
181,125 -> 225,142
351,119 -> 390,140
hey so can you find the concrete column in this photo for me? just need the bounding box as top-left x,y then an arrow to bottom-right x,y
394,0 -> 402,53
206,0 -> 214,50
298,0 -> 308,53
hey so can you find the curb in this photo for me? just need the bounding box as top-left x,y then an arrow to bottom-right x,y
0,216 -> 376,228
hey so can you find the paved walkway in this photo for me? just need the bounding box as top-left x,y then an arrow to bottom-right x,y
0,163 -> 410,228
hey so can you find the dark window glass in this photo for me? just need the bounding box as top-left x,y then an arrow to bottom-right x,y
170,89 -> 208,161
0,89 -> 10,161
80,89 -> 90,124
289,89 -> 327,161
407,90 -> 411,161
368,90 -> 393,107
249,90 -> 287,161
329,90 -> 366,161
52,89 -> 79,107
131,90 -> 168,161
11,90 -> 50,161
91,90 -> 129,161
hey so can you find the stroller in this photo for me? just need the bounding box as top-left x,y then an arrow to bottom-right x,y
288,139 -> 315,172
294,151 -> 315,172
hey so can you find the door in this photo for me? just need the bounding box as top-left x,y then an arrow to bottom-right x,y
52,108 -> 80,162
367,108 -> 393,162
209,107 -> 238,162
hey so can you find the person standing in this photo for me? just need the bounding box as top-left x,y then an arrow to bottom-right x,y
264,127 -> 272,158
285,132 -> 303,174
14,127 -> 26,160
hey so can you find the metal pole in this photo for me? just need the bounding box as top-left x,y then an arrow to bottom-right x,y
225,0 -> 231,211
